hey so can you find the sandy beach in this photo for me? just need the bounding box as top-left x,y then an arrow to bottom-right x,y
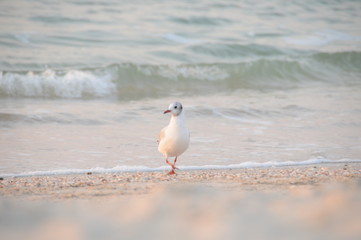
1,163 -> 361,200
1,163 -> 361,240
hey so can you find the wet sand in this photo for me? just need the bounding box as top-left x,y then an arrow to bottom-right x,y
1,163 -> 361,240
1,163 -> 360,199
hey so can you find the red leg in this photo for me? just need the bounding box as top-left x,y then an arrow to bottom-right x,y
173,156 -> 178,169
166,158 -> 177,175
166,158 -> 175,168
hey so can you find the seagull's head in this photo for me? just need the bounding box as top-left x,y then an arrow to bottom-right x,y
164,102 -> 183,116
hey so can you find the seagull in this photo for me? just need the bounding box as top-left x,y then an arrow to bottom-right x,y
158,102 -> 190,175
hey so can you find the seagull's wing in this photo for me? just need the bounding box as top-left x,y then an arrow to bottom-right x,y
157,126 -> 167,145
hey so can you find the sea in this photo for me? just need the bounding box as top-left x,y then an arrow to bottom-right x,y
1,0 -> 361,177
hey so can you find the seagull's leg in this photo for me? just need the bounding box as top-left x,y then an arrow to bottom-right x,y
166,158 -> 176,175
166,158 -> 177,169
166,158 -> 174,168
173,157 -> 179,169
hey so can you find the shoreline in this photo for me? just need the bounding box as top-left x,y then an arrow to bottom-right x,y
1,162 -> 360,200
1,158 -> 360,179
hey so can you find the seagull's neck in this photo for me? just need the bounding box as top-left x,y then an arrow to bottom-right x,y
169,111 -> 186,127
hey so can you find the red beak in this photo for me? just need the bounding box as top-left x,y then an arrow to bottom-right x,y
164,109 -> 171,114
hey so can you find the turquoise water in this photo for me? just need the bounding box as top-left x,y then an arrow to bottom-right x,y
4,0 -> 361,69
1,0 -> 361,99
0,0 -> 361,175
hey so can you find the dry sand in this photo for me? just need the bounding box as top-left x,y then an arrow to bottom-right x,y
1,163 -> 361,240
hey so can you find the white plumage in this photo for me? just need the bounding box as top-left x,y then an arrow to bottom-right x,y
158,102 -> 190,174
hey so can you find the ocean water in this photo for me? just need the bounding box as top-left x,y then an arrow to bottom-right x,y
1,0 -> 361,176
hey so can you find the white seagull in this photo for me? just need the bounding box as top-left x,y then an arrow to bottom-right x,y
158,102 -> 190,175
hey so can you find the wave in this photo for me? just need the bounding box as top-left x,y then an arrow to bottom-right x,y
188,43 -> 292,58
0,69 -> 115,99
0,51 -> 360,99
1,158 -> 360,178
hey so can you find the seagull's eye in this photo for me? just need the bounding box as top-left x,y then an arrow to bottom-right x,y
174,106 -> 177,109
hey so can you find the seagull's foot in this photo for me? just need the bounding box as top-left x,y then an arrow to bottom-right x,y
168,169 -> 176,175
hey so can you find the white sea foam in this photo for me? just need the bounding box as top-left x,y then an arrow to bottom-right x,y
157,65 -> 229,81
213,109 -> 272,125
2,158 -> 360,178
0,69 -> 115,98
284,30 -> 361,47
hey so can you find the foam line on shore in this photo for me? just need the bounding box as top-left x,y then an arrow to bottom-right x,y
1,158 -> 360,178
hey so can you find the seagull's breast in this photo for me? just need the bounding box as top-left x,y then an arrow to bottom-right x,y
158,123 -> 189,158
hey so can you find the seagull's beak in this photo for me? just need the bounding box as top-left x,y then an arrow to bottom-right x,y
164,109 -> 171,114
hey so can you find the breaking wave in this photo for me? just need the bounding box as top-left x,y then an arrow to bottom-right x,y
0,51 -> 360,100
